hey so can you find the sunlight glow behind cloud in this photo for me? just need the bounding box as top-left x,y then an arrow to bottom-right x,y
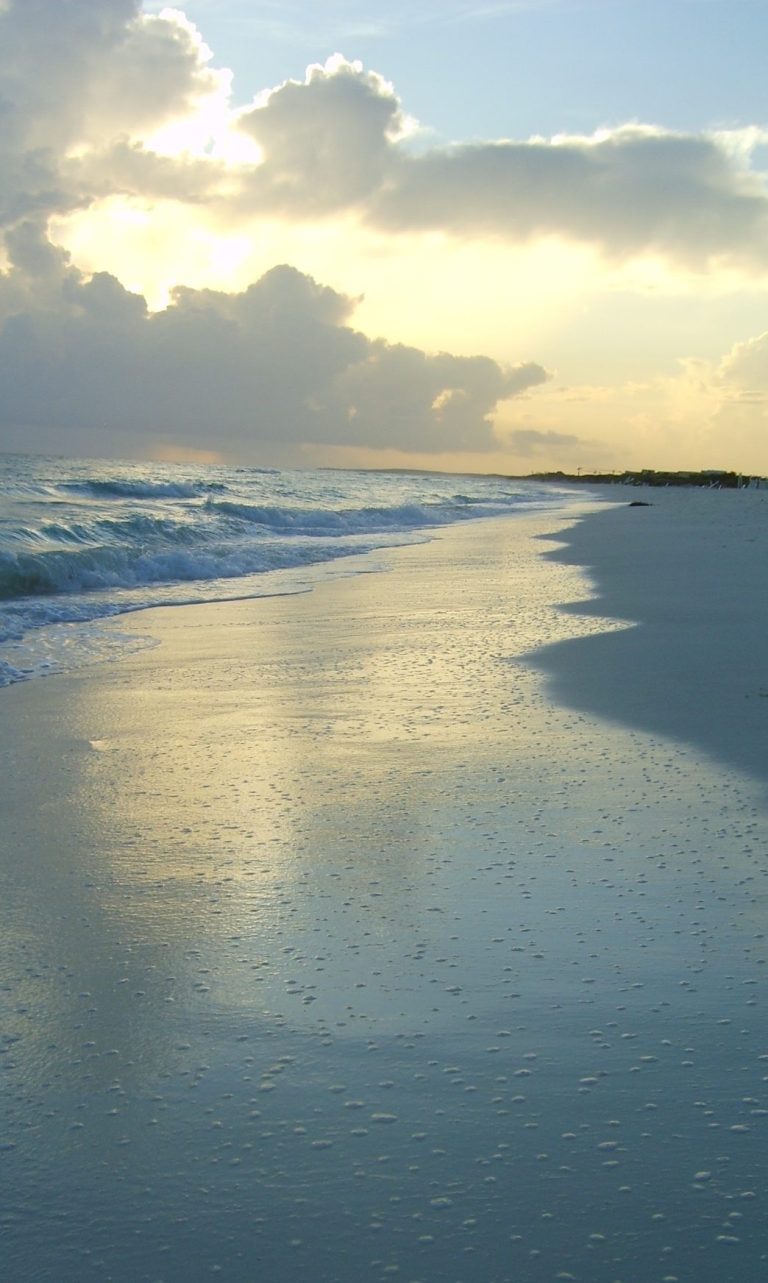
1,0 -> 767,472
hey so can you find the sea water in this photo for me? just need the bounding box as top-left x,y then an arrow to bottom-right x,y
0,454 -> 577,686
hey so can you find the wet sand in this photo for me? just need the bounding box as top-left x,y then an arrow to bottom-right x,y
1,500 -> 767,1283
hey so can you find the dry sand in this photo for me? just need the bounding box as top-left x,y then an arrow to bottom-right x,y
534,484 -> 768,788
1,495 -> 767,1283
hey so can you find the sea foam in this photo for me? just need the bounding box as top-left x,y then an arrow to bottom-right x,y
0,455 -> 580,684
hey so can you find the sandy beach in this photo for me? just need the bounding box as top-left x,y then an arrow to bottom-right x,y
1,492 -> 767,1283
535,485 -> 768,788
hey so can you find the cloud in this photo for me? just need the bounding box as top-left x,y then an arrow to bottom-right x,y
370,128 -> 768,269
333,343 -> 547,450
502,427 -> 587,456
0,1 -> 223,151
5,4 -> 768,274
234,56 -> 406,214
225,61 -> 768,271
0,0 -> 227,226
2,2 -> 765,472
0,8 -> 551,461
0,240 -> 547,454
229,60 -> 768,270
719,331 -> 768,389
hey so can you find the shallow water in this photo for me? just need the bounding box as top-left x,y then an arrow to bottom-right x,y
0,455 -> 577,686
1,516 -> 767,1282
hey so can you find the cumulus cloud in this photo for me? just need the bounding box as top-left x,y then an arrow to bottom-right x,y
719,331 -> 768,390
4,0 -> 765,468
235,56 -> 406,214
0,0 -> 227,227
0,5 -> 552,459
230,59 -> 768,269
1,0 -> 223,152
334,343 -> 547,451
4,2 -> 768,272
0,239 -> 547,454
370,128 -> 768,268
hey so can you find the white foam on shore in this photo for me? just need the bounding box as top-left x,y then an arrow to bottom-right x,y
1,455 -> 585,686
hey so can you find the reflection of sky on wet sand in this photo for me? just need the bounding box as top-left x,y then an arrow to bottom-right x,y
2,516 -> 768,1281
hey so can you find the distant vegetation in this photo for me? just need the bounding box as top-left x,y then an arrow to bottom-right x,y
523,469 -> 764,489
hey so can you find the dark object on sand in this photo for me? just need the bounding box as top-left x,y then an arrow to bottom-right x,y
628,500 -> 652,507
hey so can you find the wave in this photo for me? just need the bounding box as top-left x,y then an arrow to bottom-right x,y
0,526 -> 406,650
61,477 -> 228,500
206,494 -> 529,537
2,491 -> 551,607
0,459 -> 584,686
0,535 -> 374,611
0,658 -> 27,687
208,498 -> 446,536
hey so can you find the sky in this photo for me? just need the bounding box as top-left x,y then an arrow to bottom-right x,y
2,0 -> 768,474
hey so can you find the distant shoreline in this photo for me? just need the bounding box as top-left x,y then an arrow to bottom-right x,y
518,467 -> 766,488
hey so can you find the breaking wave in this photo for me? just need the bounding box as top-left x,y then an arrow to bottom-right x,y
0,456 -> 581,684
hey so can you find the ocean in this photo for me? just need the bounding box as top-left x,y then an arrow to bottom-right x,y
0,454 -> 579,686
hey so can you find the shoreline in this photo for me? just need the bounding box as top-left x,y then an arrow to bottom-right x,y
0,460 -> 579,690
2,500 -> 767,1283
